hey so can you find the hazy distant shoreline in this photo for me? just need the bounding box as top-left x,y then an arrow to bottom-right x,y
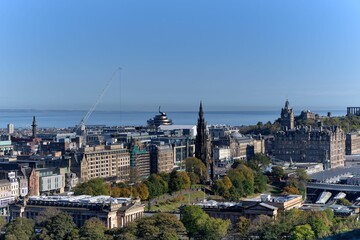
0,109 -> 346,129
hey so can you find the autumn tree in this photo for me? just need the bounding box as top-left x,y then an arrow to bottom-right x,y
74,178 -> 109,196
283,186 -> 301,195
236,216 -> 250,238
185,157 -> 208,184
134,183 -> 150,200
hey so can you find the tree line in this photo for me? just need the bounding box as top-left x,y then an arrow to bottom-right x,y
1,209 -> 111,240
213,153 -> 269,200
113,205 -> 230,240
75,157 -> 207,200
2,206 -> 230,240
235,208 -> 360,240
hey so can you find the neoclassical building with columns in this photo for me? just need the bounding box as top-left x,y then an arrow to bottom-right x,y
9,195 -> 144,229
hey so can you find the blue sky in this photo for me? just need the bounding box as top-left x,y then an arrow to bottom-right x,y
1,0 -> 360,111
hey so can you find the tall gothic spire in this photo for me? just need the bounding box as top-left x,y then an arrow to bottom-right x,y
199,101 -> 204,119
195,101 -> 211,179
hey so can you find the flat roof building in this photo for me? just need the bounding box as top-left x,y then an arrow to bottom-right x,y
9,195 -> 145,229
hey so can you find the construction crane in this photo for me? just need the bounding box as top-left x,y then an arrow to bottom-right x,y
75,67 -> 122,133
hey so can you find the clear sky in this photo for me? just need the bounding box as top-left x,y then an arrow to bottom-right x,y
1,0 -> 360,111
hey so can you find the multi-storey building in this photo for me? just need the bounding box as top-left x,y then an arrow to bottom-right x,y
274,126 -> 345,169
7,124 -> 14,135
0,137 -> 13,156
72,145 -> 130,183
173,144 -> 195,170
346,132 -> 360,155
156,136 -> 195,171
130,144 -> 150,180
213,146 -> 231,162
9,195 -> 145,229
149,144 -> 174,174
28,168 -> 65,196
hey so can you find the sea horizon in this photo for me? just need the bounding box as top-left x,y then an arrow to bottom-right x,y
0,108 -> 347,129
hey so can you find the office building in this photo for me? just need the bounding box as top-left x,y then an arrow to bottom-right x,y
7,124 -> 14,135
149,144 -> 174,174
72,145 -> 130,183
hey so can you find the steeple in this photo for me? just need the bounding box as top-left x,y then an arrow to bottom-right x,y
31,116 -> 37,138
199,101 -> 204,119
195,101 -> 213,181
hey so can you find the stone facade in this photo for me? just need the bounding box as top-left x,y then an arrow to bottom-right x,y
346,132 -> 360,155
280,100 -> 295,130
274,126 -> 345,169
72,145 -> 130,183
9,195 -> 144,229
149,144 -> 174,174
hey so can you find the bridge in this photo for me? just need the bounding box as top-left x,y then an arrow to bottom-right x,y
307,183 -> 360,192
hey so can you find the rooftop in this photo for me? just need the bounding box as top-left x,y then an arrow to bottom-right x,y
28,195 -> 132,205
310,167 -> 360,182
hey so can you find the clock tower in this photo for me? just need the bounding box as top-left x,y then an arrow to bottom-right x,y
280,100 -> 294,130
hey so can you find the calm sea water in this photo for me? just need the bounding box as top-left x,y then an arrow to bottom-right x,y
0,109 -> 346,128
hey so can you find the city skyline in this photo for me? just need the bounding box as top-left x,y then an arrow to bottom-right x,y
1,1 -> 360,111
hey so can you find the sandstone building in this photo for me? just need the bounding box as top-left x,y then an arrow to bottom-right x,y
72,145 -> 130,183
274,126 -> 345,168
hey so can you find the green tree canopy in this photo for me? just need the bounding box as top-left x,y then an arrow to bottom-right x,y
168,170 -> 183,193
80,217 -> 110,240
74,178 -> 109,196
118,213 -> 186,240
4,217 -> 35,240
295,168 -> 309,182
337,198 -> 352,206
291,224 -> 315,240
34,212 -> 79,240
185,157 -> 208,184
246,153 -> 271,172
181,205 -> 230,240
270,166 -> 285,181
144,174 -> 169,198
227,164 -> 255,199
254,172 -> 268,193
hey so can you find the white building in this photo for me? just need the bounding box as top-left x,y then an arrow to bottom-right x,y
8,172 -> 19,198
7,124 -> 14,135
213,146 -> 231,161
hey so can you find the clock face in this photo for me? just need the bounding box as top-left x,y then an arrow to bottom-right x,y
284,113 -> 288,117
